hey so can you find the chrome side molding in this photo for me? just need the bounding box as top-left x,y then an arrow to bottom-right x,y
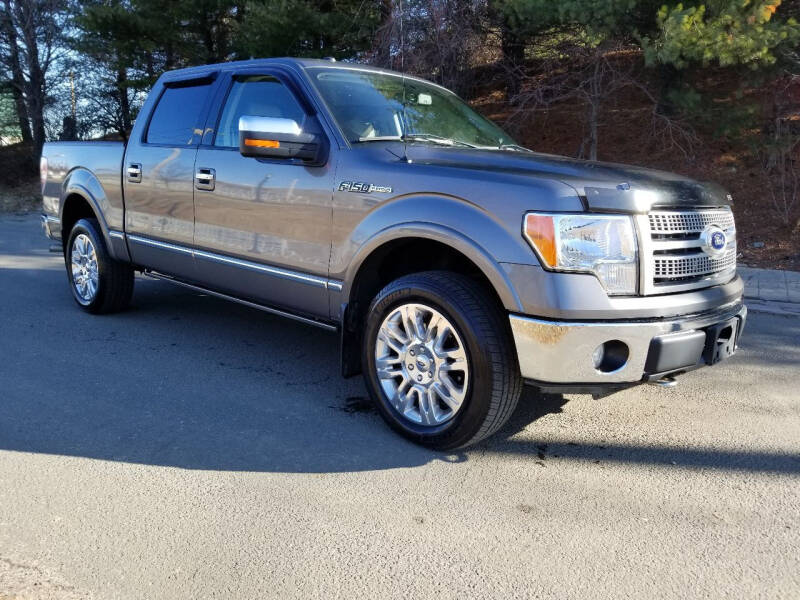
123,232 -> 344,291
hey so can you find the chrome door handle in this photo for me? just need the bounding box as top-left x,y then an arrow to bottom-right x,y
127,163 -> 142,183
195,168 -> 215,191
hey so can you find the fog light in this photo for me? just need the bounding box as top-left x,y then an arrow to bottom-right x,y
593,340 -> 629,373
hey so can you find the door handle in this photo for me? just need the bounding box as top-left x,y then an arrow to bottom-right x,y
195,167 -> 215,191
127,163 -> 142,183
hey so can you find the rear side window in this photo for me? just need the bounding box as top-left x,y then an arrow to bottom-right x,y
214,75 -> 306,147
146,83 -> 212,145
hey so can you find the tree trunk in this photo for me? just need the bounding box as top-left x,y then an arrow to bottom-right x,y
116,66 -> 131,139
588,58 -> 601,161
373,0 -> 393,68
498,10 -> 524,100
1,0 -> 32,145
14,0 -> 47,159
588,98 -> 598,161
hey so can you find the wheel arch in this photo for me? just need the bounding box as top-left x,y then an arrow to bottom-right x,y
339,223 -> 524,377
59,169 -> 127,261
344,222 -> 524,313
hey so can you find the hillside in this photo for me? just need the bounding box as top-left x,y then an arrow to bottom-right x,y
476,74 -> 800,271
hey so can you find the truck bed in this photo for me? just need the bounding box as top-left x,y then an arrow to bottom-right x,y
42,141 -> 126,234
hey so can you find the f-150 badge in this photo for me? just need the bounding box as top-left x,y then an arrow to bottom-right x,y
339,181 -> 392,194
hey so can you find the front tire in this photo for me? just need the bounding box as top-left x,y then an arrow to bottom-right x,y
362,271 -> 522,450
65,218 -> 134,314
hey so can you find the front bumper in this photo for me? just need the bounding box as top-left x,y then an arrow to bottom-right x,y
510,302 -> 747,386
41,214 -> 61,241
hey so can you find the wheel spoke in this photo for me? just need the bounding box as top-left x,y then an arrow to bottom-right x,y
376,356 -> 403,379
400,387 -> 416,414
433,323 -> 455,355
399,305 -> 415,342
433,379 -> 465,412
440,347 -> 467,369
385,318 -> 410,346
378,329 -> 405,355
410,306 -> 427,341
417,388 -> 438,425
425,313 -> 442,342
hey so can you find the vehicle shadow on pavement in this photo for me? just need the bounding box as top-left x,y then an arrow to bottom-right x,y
2,261 -> 799,476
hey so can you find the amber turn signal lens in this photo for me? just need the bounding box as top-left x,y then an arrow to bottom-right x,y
524,214 -> 557,267
244,138 -> 280,148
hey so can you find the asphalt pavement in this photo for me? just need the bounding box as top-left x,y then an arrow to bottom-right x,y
1,213 -> 798,599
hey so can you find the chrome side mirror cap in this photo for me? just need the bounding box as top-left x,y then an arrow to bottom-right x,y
238,115 -> 324,163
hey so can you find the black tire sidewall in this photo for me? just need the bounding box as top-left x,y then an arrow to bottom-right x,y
65,218 -> 112,313
362,275 -> 497,448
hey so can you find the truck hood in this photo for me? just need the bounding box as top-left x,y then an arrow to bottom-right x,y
403,145 -> 731,214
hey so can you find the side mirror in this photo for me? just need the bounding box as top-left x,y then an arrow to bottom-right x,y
238,115 -> 324,163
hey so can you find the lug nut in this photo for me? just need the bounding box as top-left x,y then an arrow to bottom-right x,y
417,375 -> 423,382
408,364 -> 414,370
410,350 -> 415,356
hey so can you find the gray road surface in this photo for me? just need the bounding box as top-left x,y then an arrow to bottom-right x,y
1,213 -> 799,599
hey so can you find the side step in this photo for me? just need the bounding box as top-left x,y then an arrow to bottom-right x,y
142,270 -> 338,332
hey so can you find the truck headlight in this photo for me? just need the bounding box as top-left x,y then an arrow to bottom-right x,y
523,213 -> 638,295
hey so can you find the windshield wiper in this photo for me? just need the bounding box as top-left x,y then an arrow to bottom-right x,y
404,134 -> 480,148
356,135 -> 408,142
356,134 -> 479,148
498,143 -> 531,152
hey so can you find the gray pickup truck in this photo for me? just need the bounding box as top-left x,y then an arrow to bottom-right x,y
41,58 -> 746,449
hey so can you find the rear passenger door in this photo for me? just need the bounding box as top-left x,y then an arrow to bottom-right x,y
192,70 -> 336,319
124,76 -> 215,278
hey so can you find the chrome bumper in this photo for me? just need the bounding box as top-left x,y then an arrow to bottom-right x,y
510,302 -> 747,384
41,214 -> 61,241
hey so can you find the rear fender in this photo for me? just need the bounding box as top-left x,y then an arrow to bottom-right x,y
61,168 -> 129,262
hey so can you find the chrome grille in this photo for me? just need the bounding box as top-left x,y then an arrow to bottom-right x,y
648,209 -> 735,235
639,207 -> 737,295
653,247 -> 737,278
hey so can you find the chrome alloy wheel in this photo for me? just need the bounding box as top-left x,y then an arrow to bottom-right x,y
374,303 -> 470,426
70,233 -> 99,302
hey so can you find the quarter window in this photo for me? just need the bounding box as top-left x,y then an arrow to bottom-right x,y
146,82 -> 212,145
214,75 -> 306,148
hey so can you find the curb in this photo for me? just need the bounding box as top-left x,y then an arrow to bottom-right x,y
743,296 -> 800,317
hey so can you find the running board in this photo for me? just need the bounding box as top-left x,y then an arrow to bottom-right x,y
142,270 -> 338,332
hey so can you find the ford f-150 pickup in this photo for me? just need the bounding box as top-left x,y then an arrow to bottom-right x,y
40,57 -> 746,449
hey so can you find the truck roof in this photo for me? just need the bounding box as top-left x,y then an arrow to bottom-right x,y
158,57 -> 451,93
161,57 -> 401,82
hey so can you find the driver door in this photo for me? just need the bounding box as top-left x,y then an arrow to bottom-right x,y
192,71 -> 336,319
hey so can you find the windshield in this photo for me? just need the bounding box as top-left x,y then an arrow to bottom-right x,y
307,67 -> 519,149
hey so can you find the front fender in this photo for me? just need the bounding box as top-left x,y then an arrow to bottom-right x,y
337,194 -> 539,313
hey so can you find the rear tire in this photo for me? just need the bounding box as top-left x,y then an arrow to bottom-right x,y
65,218 -> 134,314
362,271 -> 522,450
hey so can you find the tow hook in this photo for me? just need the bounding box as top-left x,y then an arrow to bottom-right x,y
649,376 -> 678,388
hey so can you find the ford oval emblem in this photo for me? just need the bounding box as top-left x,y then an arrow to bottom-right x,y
700,225 -> 727,257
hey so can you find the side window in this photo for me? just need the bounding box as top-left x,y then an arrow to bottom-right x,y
214,75 -> 306,148
146,83 -> 211,145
